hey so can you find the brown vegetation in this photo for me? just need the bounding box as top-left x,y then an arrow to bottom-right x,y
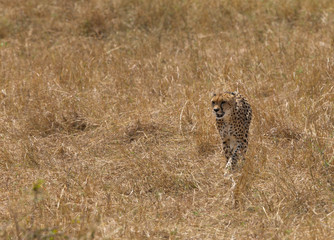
0,0 -> 333,239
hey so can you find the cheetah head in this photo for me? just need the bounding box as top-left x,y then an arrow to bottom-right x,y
211,92 -> 236,120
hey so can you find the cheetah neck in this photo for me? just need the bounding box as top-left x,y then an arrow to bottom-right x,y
215,118 -> 226,128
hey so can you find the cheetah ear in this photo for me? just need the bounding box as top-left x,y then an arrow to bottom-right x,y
235,96 -> 242,110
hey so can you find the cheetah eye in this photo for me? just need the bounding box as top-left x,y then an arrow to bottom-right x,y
221,101 -> 226,105
211,101 -> 215,105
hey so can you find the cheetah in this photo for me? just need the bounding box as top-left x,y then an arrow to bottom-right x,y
211,91 -> 252,170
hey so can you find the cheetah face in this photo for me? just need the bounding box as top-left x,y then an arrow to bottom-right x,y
211,92 -> 235,120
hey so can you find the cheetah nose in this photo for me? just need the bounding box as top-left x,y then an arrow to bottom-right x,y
214,108 -> 219,112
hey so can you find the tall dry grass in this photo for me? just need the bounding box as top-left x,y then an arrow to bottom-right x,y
0,0 -> 333,239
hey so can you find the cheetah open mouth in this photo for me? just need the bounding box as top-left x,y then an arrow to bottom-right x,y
216,112 -> 225,119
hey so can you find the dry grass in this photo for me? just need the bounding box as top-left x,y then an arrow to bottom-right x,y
0,0 -> 333,239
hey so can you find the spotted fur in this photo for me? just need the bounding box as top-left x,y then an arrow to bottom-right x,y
211,91 -> 252,170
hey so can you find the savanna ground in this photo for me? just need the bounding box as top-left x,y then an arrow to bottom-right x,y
0,0 -> 333,239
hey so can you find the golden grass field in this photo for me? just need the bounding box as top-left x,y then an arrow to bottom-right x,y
0,0 -> 333,239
